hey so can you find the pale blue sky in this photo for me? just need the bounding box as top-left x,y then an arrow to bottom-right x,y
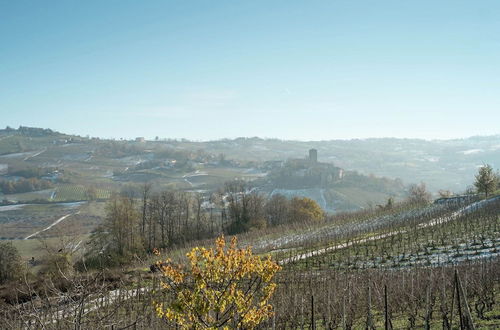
1,1 -> 499,140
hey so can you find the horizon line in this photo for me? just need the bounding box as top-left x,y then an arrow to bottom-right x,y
3,125 -> 499,143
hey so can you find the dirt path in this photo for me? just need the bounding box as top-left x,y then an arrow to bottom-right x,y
24,211 -> 79,240
279,231 -> 398,265
182,170 -> 208,187
23,147 -> 47,161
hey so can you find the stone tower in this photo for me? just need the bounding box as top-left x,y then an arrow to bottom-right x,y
309,148 -> 318,164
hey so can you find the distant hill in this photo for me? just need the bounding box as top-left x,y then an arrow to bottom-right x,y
1,126 -> 497,203
0,126 -> 409,213
1,126 -> 62,137
253,151 -> 405,212
179,136 -> 500,192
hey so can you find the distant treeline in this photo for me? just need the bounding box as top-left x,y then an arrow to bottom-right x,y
0,178 -> 53,194
2,125 -> 59,137
80,181 -> 324,269
93,140 -> 209,161
8,166 -> 55,179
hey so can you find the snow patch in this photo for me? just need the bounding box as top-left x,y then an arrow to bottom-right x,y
0,204 -> 27,212
460,149 -> 484,155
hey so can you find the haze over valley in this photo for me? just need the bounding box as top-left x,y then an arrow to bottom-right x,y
1,1 -> 499,329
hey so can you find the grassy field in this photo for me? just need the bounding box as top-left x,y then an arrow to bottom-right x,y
0,135 -> 42,155
0,188 -> 55,202
5,234 -> 90,276
0,201 -> 105,239
7,235 -> 88,259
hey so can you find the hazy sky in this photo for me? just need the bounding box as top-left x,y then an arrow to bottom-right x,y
1,1 -> 499,140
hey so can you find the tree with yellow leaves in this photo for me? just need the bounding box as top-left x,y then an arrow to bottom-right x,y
154,236 -> 281,329
289,196 -> 324,223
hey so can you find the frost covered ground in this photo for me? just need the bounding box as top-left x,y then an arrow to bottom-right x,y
253,196 -> 499,268
252,203 -> 450,252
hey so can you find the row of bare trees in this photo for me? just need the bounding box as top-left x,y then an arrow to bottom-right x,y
80,181 -> 324,269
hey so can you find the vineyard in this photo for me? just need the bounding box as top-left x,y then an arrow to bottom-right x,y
266,261 -> 500,329
52,185 -> 111,202
0,260 -> 497,329
283,199 -> 499,271
0,196 -> 498,329
261,198 -> 500,328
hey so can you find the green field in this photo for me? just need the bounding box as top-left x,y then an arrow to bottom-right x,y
0,189 -> 55,202
53,185 -> 112,201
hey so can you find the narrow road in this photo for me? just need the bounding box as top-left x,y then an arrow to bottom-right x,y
26,287 -> 149,326
279,231 -> 398,265
24,212 -> 79,239
24,147 -> 47,161
319,189 -> 327,210
182,170 -> 208,187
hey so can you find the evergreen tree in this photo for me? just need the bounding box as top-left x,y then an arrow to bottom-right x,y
0,242 -> 22,284
474,164 -> 498,197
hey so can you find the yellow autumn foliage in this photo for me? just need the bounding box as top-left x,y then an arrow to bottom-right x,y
290,196 -> 324,223
154,236 -> 281,329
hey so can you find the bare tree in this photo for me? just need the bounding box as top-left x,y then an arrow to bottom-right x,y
265,194 -> 290,226
407,182 -> 432,205
141,182 -> 152,240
